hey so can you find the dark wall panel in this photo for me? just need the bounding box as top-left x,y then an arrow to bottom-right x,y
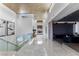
53,23 -> 73,35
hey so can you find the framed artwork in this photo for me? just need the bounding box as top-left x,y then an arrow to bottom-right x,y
0,19 -> 15,36
7,21 -> 15,35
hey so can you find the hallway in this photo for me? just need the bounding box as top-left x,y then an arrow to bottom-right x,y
15,35 -> 79,56
0,3 -> 79,56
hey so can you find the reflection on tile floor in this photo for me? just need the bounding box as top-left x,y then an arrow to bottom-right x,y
15,36 -> 79,56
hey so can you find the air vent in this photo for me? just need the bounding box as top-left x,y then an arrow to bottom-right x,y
19,13 -> 34,18
21,16 -> 28,18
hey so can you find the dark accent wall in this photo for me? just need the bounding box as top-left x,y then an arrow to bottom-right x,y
53,23 -> 73,35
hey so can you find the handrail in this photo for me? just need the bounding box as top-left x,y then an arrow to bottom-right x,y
0,38 -> 17,47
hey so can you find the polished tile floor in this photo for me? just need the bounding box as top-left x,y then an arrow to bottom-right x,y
16,35 -> 79,56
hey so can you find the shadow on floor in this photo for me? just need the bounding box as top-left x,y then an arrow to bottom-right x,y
54,38 -> 79,52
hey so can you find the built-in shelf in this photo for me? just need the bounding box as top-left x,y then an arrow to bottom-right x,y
37,20 -> 43,23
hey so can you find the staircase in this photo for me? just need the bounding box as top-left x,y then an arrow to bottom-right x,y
0,33 -> 32,56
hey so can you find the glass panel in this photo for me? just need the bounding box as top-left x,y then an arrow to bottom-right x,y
7,43 -> 16,51
0,39 -> 7,51
16,35 -> 24,43
0,38 -> 17,51
24,33 -> 32,41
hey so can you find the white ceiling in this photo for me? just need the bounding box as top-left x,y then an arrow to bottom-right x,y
45,3 -> 79,25
53,3 -> 79,21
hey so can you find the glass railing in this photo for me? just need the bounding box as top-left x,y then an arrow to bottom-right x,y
0,33 -> 32,52
16,33 -> 32,45
0,38 -> 18,51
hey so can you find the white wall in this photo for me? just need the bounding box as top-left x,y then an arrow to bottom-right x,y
48,22 -> 53,40
75,22 -> 79,34
0,4 -> 16,44
32,19 -> 37,30
0,4 -> 16,22
16,14 -> 33,36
